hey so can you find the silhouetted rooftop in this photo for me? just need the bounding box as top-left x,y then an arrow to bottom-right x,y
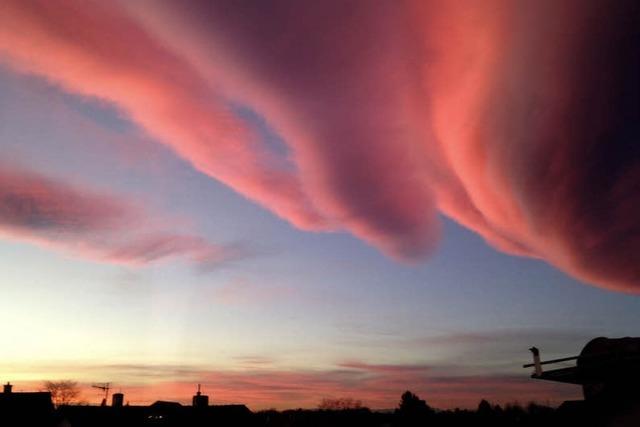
0,389 -> 55,425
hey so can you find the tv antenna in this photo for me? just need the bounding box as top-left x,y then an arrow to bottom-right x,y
91,383 -> 111,406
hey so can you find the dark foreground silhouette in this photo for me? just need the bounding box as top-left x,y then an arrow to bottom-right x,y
0,388 -> 632,427
3,336 -> 640,426
0,388 -> 586,427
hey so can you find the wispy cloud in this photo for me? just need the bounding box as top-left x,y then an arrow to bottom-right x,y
232,356 -> 276,367
0,165 -> 241,268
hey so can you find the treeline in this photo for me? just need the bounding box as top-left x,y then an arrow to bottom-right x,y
254,391 -> 581,427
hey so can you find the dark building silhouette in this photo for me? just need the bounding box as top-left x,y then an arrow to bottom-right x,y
146,400 -> 183,424
58,401 -> 253,427
192,384 -> 208,408
0,382 -> 55,426
112,392 -> 124,408
55,388 -> 253,427
0,381 -> 253,427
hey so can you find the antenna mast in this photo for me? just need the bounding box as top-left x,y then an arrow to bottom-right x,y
91,382 -> 111,406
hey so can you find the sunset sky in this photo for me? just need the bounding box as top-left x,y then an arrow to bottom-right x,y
0,0 -> 638,410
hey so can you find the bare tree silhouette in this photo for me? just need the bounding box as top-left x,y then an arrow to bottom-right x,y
43,380 -> 80,407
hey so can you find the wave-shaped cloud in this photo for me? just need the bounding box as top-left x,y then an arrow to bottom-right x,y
0,166 -> 237,267
0,0 -> 637,290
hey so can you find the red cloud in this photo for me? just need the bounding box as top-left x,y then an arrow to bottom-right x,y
1,1 -> 638,291
0,166 -> 237,267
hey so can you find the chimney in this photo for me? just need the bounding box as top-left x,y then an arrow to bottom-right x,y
112,393 -> 124,408
3,383 -> 12,394
192,384 -> 209,408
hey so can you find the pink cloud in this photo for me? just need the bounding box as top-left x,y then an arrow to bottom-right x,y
0,167 -> 131,234
126,0 -> 640,290
0,166 -> 238,267
1,1 -> 638,291
0,0 -> 326,232
126,0 -> 443,261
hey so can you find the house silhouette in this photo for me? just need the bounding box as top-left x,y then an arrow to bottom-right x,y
0,382 -> 55,426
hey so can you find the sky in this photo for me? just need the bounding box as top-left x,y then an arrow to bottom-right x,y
0,0 -> 639,410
